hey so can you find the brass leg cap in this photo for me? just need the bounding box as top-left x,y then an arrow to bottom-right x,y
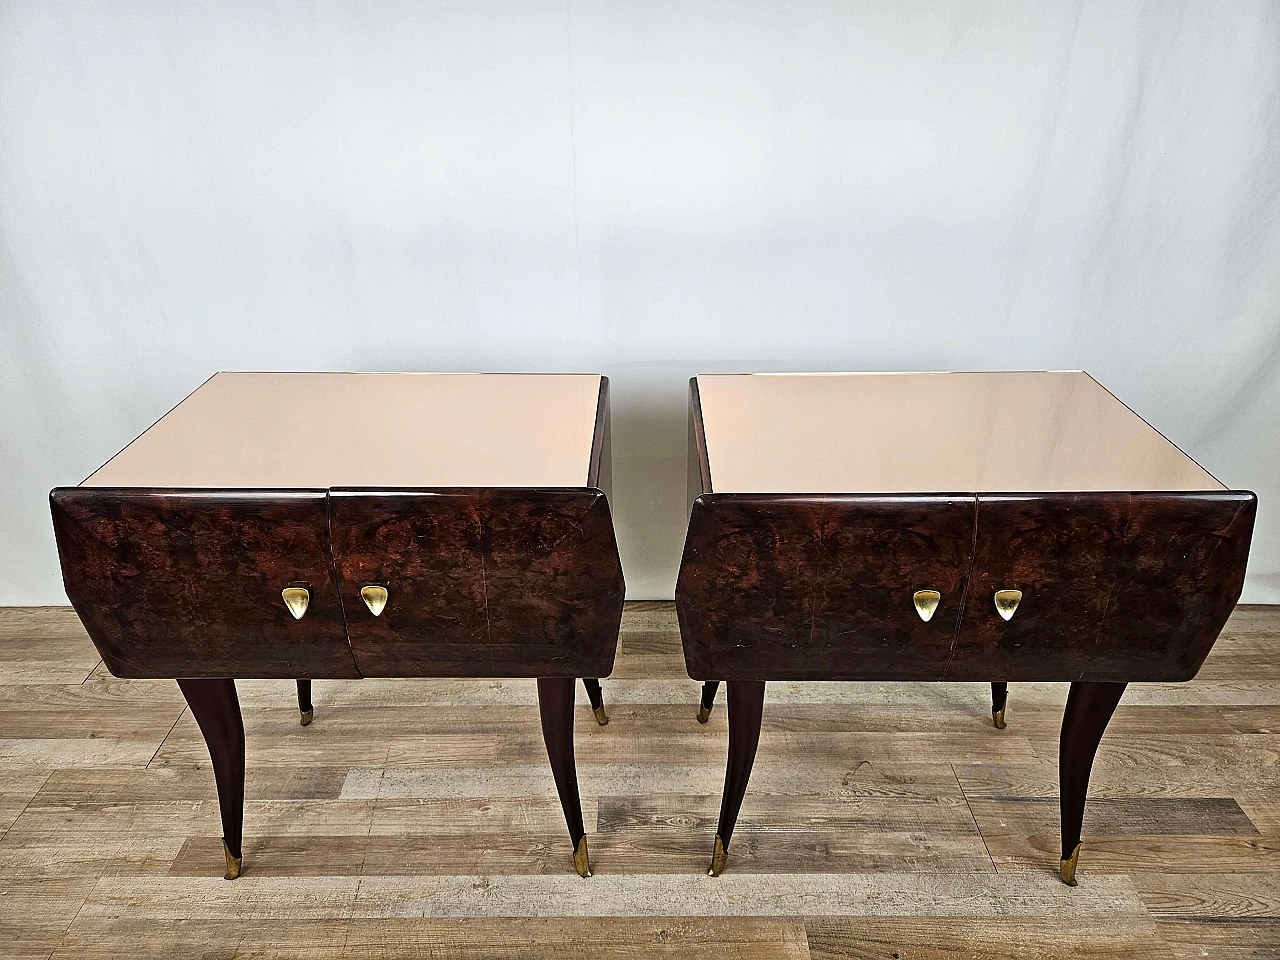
1060,842 -> 1081,886
592,705 -> 609,726
992,708 -> 1006,730
708,834 -> 728,877
697,705 -> 712,724
222,839 -> 242,880
573,836 -> 592,878
300,707 -> 314,727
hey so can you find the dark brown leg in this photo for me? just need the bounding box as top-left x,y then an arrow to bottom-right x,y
538,677 -> 591,877
697,680 -> 720,724
582,678 -> 608,726
296,679 -> 314,726
991,682 -> 1008,729
177,679 -> 245,880
1059,680 -> 1126,885
709,679 -> 765,876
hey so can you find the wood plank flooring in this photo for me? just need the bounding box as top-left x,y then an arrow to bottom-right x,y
0,602 -> 1277,958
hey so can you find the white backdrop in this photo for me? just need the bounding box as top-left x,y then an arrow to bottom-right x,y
2,1 -> 1278,605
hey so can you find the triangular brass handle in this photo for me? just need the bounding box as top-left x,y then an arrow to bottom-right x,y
360,585 -> 388,617
994,589 -> 1023,621
281,586 -> 310,620
912,589 -> 941,622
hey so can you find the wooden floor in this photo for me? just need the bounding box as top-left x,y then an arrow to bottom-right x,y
0,603 -> 1278,958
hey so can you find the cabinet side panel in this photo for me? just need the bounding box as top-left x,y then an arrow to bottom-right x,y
49,488 -> 359,679
1104,492 -> 1253,679
332,489 -> 624,678
688,378 -> 712,510
675,494 -> 976,681
588,376 -> 611,499
952,491 -> 1255,681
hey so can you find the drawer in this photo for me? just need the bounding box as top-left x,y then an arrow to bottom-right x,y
330,488 -> 624,678
949,492 -> 1255,681
676,494 -> 976,680
50,488 -> 359,679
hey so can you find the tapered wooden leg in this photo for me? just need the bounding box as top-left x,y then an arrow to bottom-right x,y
697,681 -> 720,724
177,679 -> 245,880
296,679 -> 314,726
709,680 -> 765,876
538,677 -> 591,877
582,678 -> 608,725
991,682 -> 1008,729
1059,680 -> 1126,886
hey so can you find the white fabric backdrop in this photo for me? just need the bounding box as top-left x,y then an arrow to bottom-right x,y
2,1 -> 1278,604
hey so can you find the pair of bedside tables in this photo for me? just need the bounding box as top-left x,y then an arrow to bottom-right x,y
50,371 -> 1254,886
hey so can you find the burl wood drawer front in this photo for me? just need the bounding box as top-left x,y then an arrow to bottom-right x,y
49,489 -> 359,679
675,494 -> 976,681
330,488 -> 625,678
948,492 -> 1256,682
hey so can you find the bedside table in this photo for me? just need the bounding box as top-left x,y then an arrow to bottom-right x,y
677,371 -> 1254,883
52,372 -> 624,879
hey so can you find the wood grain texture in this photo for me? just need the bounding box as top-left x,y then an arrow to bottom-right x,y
0,601 -> 1277,958
1154,920 -> 1280,960
953,493 -> 1256,681
50,488 -> 359,679
53,917 -> 812,960
330,488 -> 624,678
676,494 -> 976,681
676,492 -> 1254,683
805,916 -> 1176,960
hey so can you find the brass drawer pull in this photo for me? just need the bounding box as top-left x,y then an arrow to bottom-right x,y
994,589 -> 1023,621
360,585 -> 388,617
912,589 -> 941,622
281,586 -> 311,620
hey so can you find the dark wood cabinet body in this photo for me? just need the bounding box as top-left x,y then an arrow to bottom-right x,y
331,488 -> 624,678
676,490 -> 1255,683
51,487 -> 624,681
49,488 -> 359,679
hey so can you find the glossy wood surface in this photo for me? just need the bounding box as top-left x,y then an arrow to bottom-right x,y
331,489 -> 624,678
176,679 -> 245,861
676,491 -> 1253,682
538,678 -> 588,851
677,494 -> 975,681
1060,681 -> 1129,863
955,492 -> 1256,682
715,680 -> 766,850
49,488 -> 359,680
695,371 -> 1223,494
84,373 -> 604,489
